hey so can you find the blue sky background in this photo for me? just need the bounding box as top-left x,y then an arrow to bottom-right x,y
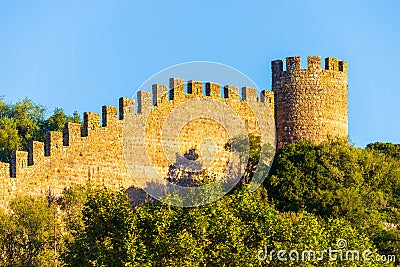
0,0 -> 399,147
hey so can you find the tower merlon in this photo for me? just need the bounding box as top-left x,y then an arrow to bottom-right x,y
339,60 -> 348,73
28,140 -> 44,166
137,91 -> 152,114
325,57 -> 338,71
63,122 -> 81,146
152,84 -> 168,106
286,56 -> 301,71
242,87 -> 257,102
271,59 -> 283,73
260,90 -> 274,104
271,60 -> 284,86
102,105 -> 118,127
307,56 -> 322,70
45,131 -> 63,156
324,57 -> 347,73
205,82 -> 221,97
83,112 -> 100,137
169,78 -> 185,100
119,97 -> 135,120
10,151 -> 28,178
223,85 -> 239,99
187,80 -> 203,96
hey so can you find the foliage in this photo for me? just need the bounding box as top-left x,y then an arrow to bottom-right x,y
0,117 -> 21,162
39,108 -> 81,138
225,133 -> 274,187
0,195 -> 57,267
265,139 -> 400,262
62,187 -> 135,267
0,98 -> 44,162
59,185 -> 90,238
61,186 -> 389,266
0,180 -> 395,266
0,97 -> 81,162
367,142 -> 400,161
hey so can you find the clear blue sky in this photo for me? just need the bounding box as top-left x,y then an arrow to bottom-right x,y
0,1 -> 399,147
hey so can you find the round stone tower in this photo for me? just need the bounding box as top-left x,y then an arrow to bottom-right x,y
271,56 -> 348,148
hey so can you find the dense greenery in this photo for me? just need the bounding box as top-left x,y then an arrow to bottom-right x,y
0,97 -> 80,162
0,195 -> 58,266
61,186 -> 388,266
367,142 -> 400,161
0,97 -> 399,265
62,188 -> 135,266
265,139 -> 400,263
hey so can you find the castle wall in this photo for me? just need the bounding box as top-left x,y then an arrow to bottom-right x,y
272,56 -> 348,148
0,53 -> 349,209
123,79 -> 274,188
0,78 -> 274,210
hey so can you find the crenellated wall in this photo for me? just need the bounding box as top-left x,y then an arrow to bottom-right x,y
272,56 -> 348,148
0,78 -> 274,210
0,53 -> 349,209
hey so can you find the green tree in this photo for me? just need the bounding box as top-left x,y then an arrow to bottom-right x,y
133,186 -> 387,266
62,187 -> 135,267
40,108 -> 81,136
61,185 -> 391,266
265,139 -> 400,262
0,97 -> 8,118
10,99 -> 45,147
0,117 -> 21,162
0,195 -> 56,267
367,142 -> 400,161
70,110 -> 81,124
225,133 -> 274,188
0,98 -> 45,162
0,97 -> 81,162
59,185 -> 90,239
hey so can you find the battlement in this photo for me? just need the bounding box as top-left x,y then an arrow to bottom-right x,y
0,76 -> 276,210
0,52 -> 353,210
134,78 -> 272,110
28,140 -> 44,166
102,106 -> 118,127
63,123 -> 81,146
0,77 -> 274,181
205,82 -> 220,97
152,84 -> 168,106
271,56 -> 348,74
10,151 -> 28,178
165,78 -> 269,102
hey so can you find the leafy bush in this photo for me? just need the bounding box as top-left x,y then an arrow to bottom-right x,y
265,139 -> 400,262
62,186 -> 389,266
0,195 -> 57,266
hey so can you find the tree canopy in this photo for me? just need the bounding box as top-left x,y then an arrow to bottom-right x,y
61,186 -> 389,267
265,139 -> 400,262
0,97 -> 80,162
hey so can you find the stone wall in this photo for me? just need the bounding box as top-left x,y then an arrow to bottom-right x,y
0,54 -> 350,209
272,56 -> 348,148
0,78 -> 274,210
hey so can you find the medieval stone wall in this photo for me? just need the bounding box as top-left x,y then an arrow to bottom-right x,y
0,54 -> 350,209
272,56 -> 348,148
0,78 -> 274,209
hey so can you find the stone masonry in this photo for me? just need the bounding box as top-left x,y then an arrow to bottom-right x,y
272,56 -> 348,148
0,78 -> 275,210
0,56 -> 348,209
